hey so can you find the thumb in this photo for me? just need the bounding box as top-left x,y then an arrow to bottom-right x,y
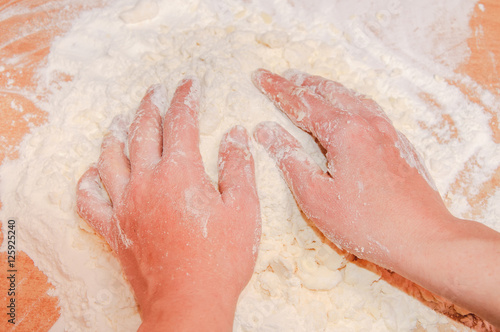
76,166 -> 118,251
253,121 -> 337,228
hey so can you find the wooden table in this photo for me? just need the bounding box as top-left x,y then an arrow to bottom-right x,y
0,0 -> 498,331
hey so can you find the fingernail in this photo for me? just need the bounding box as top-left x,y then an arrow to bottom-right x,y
180,75 -> 201,92
251,68 -> 271,89
168,76 -> 201,112
147,83 -> 164,93
180,76 -> 201,107
148,83 -> 167,111
108,114 -> 129,143
227,125 -> 249,145
253,121 -> 279,148
282,69 -> 308,85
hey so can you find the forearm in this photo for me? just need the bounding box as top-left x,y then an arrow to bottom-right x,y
396,217 -> 500,327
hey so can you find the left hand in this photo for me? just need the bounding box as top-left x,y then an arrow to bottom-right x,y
76,78 -> 261,331
251,69 -> 500,328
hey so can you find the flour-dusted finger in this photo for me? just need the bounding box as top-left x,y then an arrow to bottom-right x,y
284,70 -> 391,123
128,84 -> 165,173
253,121 -> 334,220
252,69 -> 355,151
252,69 -> 331,133
76,166 -> 118,250
98,115 -> 131,204
218,125 -> 261,259
218,126 -> 259,211
162,77 -> 204,165
284,70 -> 398,138
284,70 -> 360,108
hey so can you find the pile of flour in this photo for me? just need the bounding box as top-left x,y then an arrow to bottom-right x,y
1,0 -> 498,330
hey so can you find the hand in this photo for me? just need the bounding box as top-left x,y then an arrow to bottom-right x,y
76,78 -> 261,331
251,69 -> 500,328
251,68 -> 449,270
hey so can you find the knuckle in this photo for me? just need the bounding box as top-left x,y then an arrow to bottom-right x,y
371,116 -> 398,139
345,116 -> 372,136
320,80 -> 344,96
333,115 -> 368,137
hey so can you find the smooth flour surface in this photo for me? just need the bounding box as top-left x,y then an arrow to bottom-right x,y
1,0 -> 498,331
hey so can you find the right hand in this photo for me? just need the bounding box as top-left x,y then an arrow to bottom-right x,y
77,78 -> 261,331
252,69 -> 454,270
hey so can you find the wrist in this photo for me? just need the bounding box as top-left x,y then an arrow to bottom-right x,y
389,214 -> 494,295
138,284 -> 240,332
393,216 -> 500,326
381,208 -> 458,270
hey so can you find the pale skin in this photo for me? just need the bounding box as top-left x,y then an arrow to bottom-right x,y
77,78 -> 261,331
252,69 -> 500,328
77,70 -> 500,330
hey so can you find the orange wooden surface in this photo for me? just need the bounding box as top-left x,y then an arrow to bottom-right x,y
451,2 -> 500,224
0,1 -> 102,331
0,0 -> 498,331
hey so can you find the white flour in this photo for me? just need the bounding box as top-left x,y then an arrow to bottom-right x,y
1,0 -> 498,331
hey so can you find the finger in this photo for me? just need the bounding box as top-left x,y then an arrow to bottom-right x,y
76,166 -> 117,250
98,115 -> 131,204
218,126 -> 259,211
128,84 -> 166,172
253,121 -> 334,219
163,77 -> 203,164
283,69 -> 391,123
283,70 -> 398,137
252,69 -> 352,149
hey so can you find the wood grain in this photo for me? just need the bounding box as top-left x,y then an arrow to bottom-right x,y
0,1 -> 102,331
0,0 -> 498,331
